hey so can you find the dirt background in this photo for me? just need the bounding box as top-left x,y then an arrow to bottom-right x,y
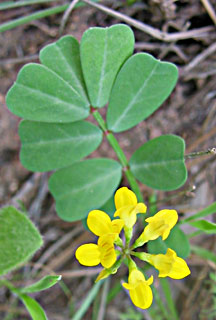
0,0 -> 216,319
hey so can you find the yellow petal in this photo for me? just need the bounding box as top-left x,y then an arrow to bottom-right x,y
114,187 -> 137,210
87,210 -> 112,236
111,219 -> 124,234
146,275 -> 154,286
146,210 -> 178,230
129,269 -> 145,285
114,205 -> 137,228
129,282 -> 153,309
149,248 -> 190,279
134,203 -> 147,214
122,282 -> 134,290
142,220 -> 168,241
75,244 -> 100,266
100,247 -> 117,268
167,251 -> 191,279
98,233 -> 118,247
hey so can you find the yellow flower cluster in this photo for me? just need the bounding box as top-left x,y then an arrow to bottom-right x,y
75,187 -> 190,309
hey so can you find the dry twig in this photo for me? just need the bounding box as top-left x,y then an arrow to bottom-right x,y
82,0 -> 214,42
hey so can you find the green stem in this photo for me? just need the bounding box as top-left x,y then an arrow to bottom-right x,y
92,109 -> 143,201
124,169 -> 143,202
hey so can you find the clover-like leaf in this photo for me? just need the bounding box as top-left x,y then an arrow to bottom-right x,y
48,158 -> 122,221
40,35 -> 89,104
80,24 -> 134,108
107,53 -> 178,132
19,120 -> 103,172
0,207 -> 43,276
129,135 -> 187,190
6,63 -> 89,123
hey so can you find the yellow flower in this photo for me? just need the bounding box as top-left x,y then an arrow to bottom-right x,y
75,233 -> 118,268
87,209 -> 124,237
114,187 -> 147,228
148,248 -> 191,279
134,209 -> 178,248
122,269 -> 153,309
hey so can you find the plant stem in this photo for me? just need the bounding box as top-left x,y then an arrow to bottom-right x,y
92,109 -> 143,201
184,147 -> 216,159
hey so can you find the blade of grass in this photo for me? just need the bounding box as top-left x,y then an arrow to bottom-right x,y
180,202 -> 216,224
0,0 -> 62,10
160,278 -> 179,320
151,285 -> 171,320
0,4 -> 68,32
72,280 -> 103,320
106,281 -> 122,304
191,245 -> 216,264
97,279 -> 110,320
0,0 -> 99,32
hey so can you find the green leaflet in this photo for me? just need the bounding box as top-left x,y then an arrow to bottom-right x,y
19,120 -> 103,171
0,207 -> 43,276
6,63 -> 89,123
129,135 -> 187,190
80,24 -> 134,107
20,275 -> 62,293
107,53 -> 178,132
147,225 -> 191,259
48,158 -> 122,221
40,35 -> 89,104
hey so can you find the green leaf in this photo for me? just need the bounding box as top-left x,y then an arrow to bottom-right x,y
181,202 -> 216,224
147,225 -> 190,258
19,294 -> 47,320
48,158 -> 122,221
20,275 -> 62,294
80,24 -> 134,108
129,135 -> 187,190
19,120 -> 103,172
189,220 -> 216,234
191,245 -> 216,264
107,53 -> 178,132
6,63 -> 89,123
0,206 -> 43,276
40,35 -> 89,104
